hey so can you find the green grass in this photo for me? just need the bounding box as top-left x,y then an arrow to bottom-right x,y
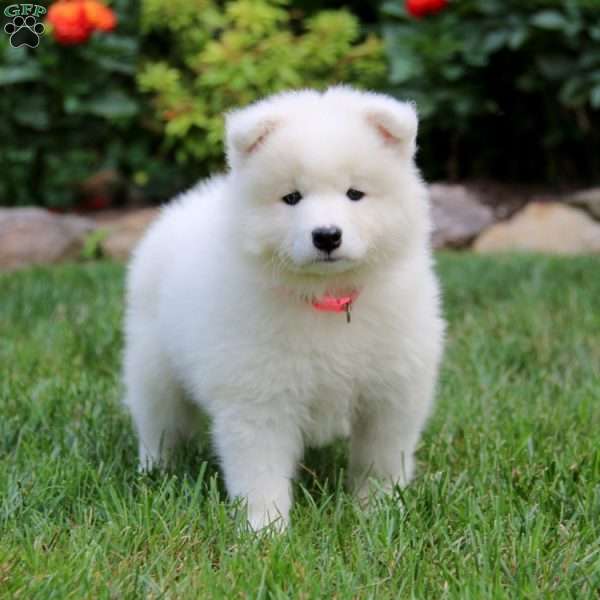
1,255 -> 599,599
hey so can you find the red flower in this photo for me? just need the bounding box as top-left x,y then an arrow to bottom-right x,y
46,0 -> 117,45
405,0 -> 448,19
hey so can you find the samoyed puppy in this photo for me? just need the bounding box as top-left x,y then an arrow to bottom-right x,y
123,86 -> 444,530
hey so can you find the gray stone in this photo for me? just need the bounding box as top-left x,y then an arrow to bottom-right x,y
0,208 -> 96,271
99,208 -> 159,261
564,188 -> 600,220
429,184 -> 496,249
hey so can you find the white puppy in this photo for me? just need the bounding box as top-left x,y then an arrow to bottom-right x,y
123,87 -> 445,530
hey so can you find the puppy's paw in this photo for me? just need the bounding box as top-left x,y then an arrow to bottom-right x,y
353,476 -> 405,510
247,508 -> 289,534
138,459 -> 159,474
239,494 -> 291,533
137,446 -> 167,473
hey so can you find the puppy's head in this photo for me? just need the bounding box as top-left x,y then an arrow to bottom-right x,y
225,87 -> 430,282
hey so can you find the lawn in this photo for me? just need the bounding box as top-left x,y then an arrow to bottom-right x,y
1,255 -> 599,598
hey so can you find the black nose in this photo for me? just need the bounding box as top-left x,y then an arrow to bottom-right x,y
312,226 -> 342,253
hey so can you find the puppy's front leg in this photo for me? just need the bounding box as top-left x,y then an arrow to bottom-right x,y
213,410 -> 303,531
349,377 -> 434,501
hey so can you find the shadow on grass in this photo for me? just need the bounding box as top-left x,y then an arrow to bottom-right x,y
135,433 -> 351,509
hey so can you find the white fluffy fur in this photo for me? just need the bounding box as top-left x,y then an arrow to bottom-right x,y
123,87 -> 445,530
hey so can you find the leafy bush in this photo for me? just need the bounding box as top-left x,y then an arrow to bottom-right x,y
0,0 -> 157,208
4,0 -> 597,210
0,0 -> 384,209
138,0 -> 386,169
382,0 -> 600,184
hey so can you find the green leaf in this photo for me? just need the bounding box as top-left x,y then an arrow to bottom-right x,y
63,97 -> 81,115
86,35 -> 139,75
388,53 -> 420,84
380,1 -> 407,19
383,25 -> 421,84
13,96 -> 49,131
482,30 -> 508,54
81,91 -> 139,119
530,11 -> 569,30
0,63 -> 42,85
442,64 -> 464,81
590,84 -> 600,109
590,25 -> 600,42
559,77 -> 585,107
81,228 -> 109,260
508,28 -> 527,50
536,56 -> 573,80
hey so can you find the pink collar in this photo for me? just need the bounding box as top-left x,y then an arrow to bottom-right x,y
276,287 -> 360,322
311,290 -> 359,313
311,290 -> 359,323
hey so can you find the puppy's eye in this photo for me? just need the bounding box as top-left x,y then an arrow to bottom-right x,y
282,190 -> 302,206
346,188 -> 365,201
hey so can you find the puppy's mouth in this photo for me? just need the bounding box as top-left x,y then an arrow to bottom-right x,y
299,255 -> 355,274
315,256 -> 342,263
271,250 -> 358,275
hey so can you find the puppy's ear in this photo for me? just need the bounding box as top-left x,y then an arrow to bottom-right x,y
365,98 -> 418,157
225,104 -> 279,168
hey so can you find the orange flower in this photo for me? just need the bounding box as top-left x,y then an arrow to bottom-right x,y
47,1 -> 93,45
46,0 -> 117,45
82,0 -> 117,32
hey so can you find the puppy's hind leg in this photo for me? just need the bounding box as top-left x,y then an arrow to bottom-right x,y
124,339 -> 197,471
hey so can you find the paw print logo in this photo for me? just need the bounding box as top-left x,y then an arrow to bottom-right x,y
4,15 -> 45,48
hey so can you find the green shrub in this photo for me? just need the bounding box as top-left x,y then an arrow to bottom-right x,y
138,0 -> 386,169
0,1 -> 158,208
381,0 -> 600,183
